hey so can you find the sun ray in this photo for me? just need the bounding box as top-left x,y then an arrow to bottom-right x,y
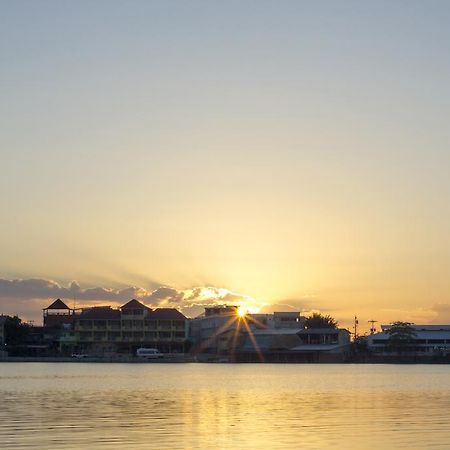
242,316 -> 265,362
230,318 -> 243,361
193,315 -> 238,355
245,314 -> 268,330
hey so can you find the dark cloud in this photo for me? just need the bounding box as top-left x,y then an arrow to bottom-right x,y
0,278 -> 145,303
143,287 -> 184,304
0,278 -> 64,299
0,278 -> 254,321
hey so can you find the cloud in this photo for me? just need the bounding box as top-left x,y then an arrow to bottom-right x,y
0,278 -> 257,322
143,287 -> 184,304
431,303 -> 450,323
0,278 -> 145,302
6,277 -> 448,329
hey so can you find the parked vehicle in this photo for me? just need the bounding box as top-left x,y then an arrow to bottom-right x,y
136,348 -> 163,359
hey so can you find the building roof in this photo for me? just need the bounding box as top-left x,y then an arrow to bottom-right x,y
151,308 -> 187,320
381,324 -> 450,332
44,299 -> 71,310
298,328 -> 343,335
71,301 -> 186,320
290,344 -> 346,352
369,330 -> 450,341
78,307 -> 121,320
121,299 -> 150,310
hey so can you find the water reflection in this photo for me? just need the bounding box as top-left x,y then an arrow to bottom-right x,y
1,364 -> 450,449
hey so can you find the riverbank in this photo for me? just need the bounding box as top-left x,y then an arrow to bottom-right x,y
1,355 -> 450,363
0,355 -> 194,363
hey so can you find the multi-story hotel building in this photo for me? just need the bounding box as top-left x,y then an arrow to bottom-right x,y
47,299 -> 188,354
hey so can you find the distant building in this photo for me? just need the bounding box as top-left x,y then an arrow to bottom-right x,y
43,299 -> 75,328
189,305 -> 242,355
367,324 -> 450,355
58,299 -> 188,355
190,308 -> 319,360
204,305 -> 239,317
238,323 -> 351,363
32,299 -> 77,355
190,306 -> 351,362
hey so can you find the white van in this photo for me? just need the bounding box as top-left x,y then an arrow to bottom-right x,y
136,347 -> 163,359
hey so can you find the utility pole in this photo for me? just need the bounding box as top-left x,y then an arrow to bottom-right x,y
354,315 -> 358,341
368,319 -> 378,335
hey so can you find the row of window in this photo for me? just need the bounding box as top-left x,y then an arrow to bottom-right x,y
77,320 -> 185,328
78,331 -> 186,341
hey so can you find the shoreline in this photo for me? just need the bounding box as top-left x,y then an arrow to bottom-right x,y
1,356 -> 450,364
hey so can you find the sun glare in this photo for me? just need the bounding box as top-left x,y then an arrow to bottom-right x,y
237,306 -> 247,317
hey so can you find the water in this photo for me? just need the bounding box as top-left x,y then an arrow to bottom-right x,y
1,363 -> 450,449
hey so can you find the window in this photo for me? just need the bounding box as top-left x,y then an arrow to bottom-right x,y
373,339 -> 388,344
144,320 -> 157,329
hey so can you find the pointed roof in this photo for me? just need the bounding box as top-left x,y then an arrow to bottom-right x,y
120,299 -> 150,310
44,299 -> 70,310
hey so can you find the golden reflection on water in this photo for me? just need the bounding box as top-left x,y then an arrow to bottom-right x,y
1,364 -> 450,449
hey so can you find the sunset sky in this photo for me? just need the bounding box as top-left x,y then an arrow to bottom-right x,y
2,1 -> 450,329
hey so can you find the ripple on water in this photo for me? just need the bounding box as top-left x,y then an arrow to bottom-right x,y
1,363 -> 450,449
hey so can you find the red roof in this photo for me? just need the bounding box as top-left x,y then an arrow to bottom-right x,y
78,307 -> 121,320
44,299 -> 70,310
151,308 -> 187,320
120,299 -> 150,310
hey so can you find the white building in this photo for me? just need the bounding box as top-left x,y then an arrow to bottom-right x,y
189,307 -> 305,357
367,324 -> 450,354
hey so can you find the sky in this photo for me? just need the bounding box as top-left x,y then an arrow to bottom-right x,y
1,1 -> 450,330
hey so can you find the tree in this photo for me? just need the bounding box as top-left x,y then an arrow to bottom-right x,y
385,321 -> 416,354
4,316 -> 30,346
304,312 -> 338,329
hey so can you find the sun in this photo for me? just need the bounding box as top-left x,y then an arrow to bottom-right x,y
237,306 -> 247,317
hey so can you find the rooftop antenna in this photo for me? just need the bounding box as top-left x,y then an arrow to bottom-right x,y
368,319 -> 378,335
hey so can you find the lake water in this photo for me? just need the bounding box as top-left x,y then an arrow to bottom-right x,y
1,363 -> 450,449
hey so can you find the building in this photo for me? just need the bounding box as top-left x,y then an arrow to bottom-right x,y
190,307 -> 312,360
190,305 -> 351,362
238,325 -> 351,362
189,305 -> 241,356
367,324 -> 450,355
59,299 -> 188,355
43,299 -> 75,328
